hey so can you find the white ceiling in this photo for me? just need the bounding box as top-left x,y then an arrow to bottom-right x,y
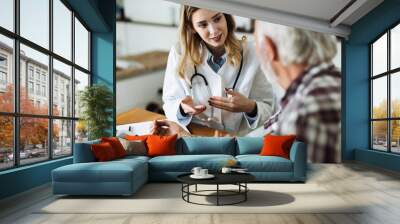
165,0 -> 384,38
225,0 -> 352,24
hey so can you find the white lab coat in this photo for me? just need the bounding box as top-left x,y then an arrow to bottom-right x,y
162,41 -> 275,136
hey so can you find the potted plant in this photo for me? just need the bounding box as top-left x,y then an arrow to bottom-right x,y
79,84 -> 113,140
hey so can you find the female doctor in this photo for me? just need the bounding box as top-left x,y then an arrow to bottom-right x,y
163,6 -> 274,135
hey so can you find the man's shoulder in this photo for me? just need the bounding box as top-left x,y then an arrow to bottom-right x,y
295,72 -> 341,115
300,69 -> 341,97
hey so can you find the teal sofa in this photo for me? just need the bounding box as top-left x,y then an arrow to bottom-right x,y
52,137 -> 307,196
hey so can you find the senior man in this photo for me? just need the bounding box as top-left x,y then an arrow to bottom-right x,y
152,21 -> 341,163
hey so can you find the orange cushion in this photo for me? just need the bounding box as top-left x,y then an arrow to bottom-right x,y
124,135 -> 149,141
260,135 -> 296,159
101,137 -> 127,158
146,134 -> 177,157
91,142 -> 117,162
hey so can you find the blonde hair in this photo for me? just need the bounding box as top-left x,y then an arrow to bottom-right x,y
178,6 -> 244,78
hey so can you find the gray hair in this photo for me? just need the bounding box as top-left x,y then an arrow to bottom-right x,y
256,21 -> 337,66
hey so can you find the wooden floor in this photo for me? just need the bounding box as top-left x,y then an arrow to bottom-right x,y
0,162 -> 400,224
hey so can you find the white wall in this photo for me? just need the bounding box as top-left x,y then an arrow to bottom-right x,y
123,0 -> 181,26
117,70 -> 165,114
116,22 -> 178,57
116,23 -> 178,114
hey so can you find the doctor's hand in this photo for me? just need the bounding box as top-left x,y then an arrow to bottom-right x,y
209,88 -> 256,114
151,120 -> 191,137
180,96 -> 207,116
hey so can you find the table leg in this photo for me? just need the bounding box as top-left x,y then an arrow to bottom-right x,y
187,184 -> 190,202
245,183 -> 247,201
195,184 -> 197,192
217,184 -> 219,206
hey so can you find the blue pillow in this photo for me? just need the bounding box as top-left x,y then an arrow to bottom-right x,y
236,137 -> 263,155
177,137 -> 236,155
73,140 -> 100,163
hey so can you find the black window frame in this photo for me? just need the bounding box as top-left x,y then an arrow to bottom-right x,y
370,20 -> 400,154
0,0 -> 92,171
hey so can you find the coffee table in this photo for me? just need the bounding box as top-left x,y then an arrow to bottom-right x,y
177,173 -> 255,206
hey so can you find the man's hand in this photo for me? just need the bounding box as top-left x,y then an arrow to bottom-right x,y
151,120 -> 191,137
180,96 -> 206,116
208,88 -> 256,113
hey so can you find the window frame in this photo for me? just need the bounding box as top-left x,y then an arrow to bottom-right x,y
370,20 -> 400,154
0,0 -> 92,171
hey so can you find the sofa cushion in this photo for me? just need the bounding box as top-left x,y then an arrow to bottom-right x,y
148,154 -> 235,172
236,137 -> 263,155
101,137 -> 127,158
73,140 -> 101,163
236,155 -> 293,172
119,138 -> 147,156
53,158 -> 147,183
260,135 -> 296,159
114,155 -> 150,164
147,135 -> 178,157
125,135 -> 149,141
91,142 -> 118,161
176,137 -> 236,155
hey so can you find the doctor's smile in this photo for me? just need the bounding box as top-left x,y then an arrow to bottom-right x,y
210,34 -> 222,43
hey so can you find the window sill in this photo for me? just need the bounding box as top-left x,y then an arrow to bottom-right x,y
0,156 -> 72,175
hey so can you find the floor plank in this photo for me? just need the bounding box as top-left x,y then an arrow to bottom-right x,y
1,162 -> 400,224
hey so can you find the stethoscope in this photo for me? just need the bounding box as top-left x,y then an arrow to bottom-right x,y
189,51 -> 244,122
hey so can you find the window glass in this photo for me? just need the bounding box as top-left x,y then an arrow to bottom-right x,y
20,44 -> 49,115
0,35 -> 14,113
19,117 -> 49,165
74,69 -> 89,118
74,17 -> 89,70
0,0 -> 14,31
372,121 -> 388,151
53,119 -> 72,158
0,116 -> 13,170
75,120 -> 88,143
391,72 -> 400,118
53,59 -> 72,116
20,0 -> 49,49
391,24 -> 400,70
372,77 -> 387,119
372,33 -> 387,76
53,0 -> 72,60
391,120 -> 400,153
0,0 -> 94,169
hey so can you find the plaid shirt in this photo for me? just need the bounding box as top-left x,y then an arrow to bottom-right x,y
264,62 -> 341,163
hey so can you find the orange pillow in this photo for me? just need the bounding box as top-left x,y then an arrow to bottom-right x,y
260,135 -> 296,159
125,135 -> 149,141
146,134 -> 177,157
101,137 -> 127,158
91,142 -> 117,161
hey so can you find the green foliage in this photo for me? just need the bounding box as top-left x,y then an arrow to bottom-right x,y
79,84 -> 113,140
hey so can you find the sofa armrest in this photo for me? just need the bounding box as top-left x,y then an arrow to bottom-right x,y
289,141 -> 307,181
73,140 -> 100,163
